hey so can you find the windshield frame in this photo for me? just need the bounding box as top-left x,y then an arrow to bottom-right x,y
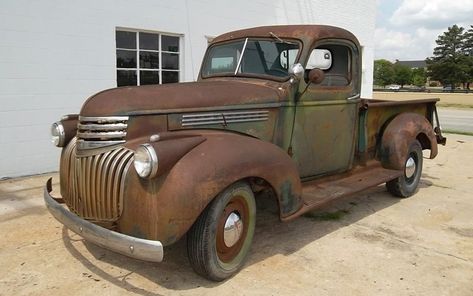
199,37 -> 303,82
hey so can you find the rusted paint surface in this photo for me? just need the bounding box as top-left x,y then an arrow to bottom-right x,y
59,115 -> 78,146
51,25 -> 446,248
118,130 -> 302,245
282,161 -> 404,221
378,113 -> 438,170
291,100 -> 359,178
80,79 -> 287,117
125,115 -> 168,143
361,99 -> 437,158
210,25 -> 360,68
167,108 -> 278,142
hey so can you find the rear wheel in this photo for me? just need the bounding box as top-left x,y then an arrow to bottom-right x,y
187,182 -> 256,281
386,140 -> 423,198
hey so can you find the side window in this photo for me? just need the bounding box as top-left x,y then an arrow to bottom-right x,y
306,44 -> 351,87
279,48 -> 299,69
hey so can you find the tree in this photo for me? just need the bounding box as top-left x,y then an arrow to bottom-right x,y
393,64 -> 412,88
464,26 -> 473,54
462,25 -> 473,89
412,67 -> 427,87
373,59 -> 394,87
427,25 -> 469,86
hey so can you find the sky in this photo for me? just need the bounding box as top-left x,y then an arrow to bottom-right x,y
375,0 -> 473,61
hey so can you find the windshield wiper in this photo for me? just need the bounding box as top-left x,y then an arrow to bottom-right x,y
234,38 -> 248,75
269,32 -> 297,45
269,32 -> 284,43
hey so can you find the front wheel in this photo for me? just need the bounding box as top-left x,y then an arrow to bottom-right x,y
386,140 -> 423,198
187,182 -> 256,281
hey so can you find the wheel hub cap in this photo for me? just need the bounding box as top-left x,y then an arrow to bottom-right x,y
223,212 -> 243,247
405,156 -> 416,178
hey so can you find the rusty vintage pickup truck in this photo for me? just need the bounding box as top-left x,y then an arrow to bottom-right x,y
45,25 -> 446,281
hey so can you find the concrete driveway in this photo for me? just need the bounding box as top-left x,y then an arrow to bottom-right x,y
1,134 -> 472,296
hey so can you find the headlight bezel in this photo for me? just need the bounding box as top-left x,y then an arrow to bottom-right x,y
133,143 -> 159,179
51,121 -> 66,147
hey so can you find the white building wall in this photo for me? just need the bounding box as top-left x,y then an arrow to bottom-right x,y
0,0 -> 376,178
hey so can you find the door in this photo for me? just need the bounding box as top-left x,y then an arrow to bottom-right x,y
291,41 -> 360,178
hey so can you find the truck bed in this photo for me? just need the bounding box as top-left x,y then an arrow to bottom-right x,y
359,98 -> 441,159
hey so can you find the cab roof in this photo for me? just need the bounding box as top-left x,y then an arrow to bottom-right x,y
211,25 -> 360,47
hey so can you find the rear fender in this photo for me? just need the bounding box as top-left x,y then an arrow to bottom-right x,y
119,131 -> 302,245
379,112 -> 438,170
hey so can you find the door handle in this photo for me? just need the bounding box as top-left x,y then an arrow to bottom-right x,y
347,94 -> 360,100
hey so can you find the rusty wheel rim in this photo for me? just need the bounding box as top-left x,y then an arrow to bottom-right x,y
216,195 -> 249,263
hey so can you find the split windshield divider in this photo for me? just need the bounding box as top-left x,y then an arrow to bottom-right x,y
234,38 -> 249,75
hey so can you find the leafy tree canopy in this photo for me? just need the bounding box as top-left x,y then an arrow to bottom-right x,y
427,24 -> 472,87
374,59 -> 394,87
393,64 -> 412,87
412,68 -> 427,87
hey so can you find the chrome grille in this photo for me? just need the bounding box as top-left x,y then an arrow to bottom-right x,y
181,110 -> 269,127
60,137 -> 133,221
77,116 -> 129,150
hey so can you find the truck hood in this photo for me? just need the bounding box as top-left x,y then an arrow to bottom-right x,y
80,79 -> 286,117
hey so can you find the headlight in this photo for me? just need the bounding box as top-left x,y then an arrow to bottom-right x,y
134,144 -> 159,178
51,122 -> 65,147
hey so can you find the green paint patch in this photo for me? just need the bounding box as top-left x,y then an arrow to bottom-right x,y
304,209 -> 349,221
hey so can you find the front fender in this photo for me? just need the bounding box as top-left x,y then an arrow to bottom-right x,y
379,112 -> 438,170
118,131 -> 302,245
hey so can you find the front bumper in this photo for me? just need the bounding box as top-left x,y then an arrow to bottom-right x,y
43,178 -> 164,262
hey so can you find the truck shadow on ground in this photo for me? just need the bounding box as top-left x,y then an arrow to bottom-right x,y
61,183 -> 432,295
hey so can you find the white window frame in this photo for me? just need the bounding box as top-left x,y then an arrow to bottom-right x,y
116,28 -> 183,86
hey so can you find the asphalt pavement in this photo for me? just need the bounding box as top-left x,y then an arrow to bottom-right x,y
438,108 -> 473,134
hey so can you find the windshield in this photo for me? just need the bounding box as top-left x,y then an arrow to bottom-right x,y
201,39 -> 300,78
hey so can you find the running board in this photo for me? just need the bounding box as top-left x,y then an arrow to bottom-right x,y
282,166 -> 403,221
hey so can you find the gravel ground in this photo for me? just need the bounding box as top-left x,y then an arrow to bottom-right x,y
1,134 -> 472,296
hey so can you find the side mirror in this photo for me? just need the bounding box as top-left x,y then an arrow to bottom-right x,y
307,49 -> 332,70
308,68 -> 325,85
289,63 -> 304,80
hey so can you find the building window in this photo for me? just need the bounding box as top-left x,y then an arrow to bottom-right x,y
116,30 -> 180,86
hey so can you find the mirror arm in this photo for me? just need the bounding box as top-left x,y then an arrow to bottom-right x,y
298,81 -> 312,101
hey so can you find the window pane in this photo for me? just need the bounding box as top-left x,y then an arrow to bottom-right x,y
140,52 -> 159,69
315,45 -> 351,87
162,71 -> 179,83
201,40 -> 244,75
140,71 -> 159,85
162,35 -> 179,52
140,32 -> 159,50
201,39 -> 299,78
116,31 -> 136,49
117,70 -> 137,86
162,53 -> 179,70
116,50 -> 137,68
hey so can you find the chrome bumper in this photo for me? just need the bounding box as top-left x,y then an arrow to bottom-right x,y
43,178 -> 164,262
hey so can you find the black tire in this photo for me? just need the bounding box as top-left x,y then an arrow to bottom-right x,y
386,140 -> 423,198
187,182 -> 256,281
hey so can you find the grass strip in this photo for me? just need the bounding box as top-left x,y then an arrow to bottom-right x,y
442,129 -> 473,136
437,103 -> 473,109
